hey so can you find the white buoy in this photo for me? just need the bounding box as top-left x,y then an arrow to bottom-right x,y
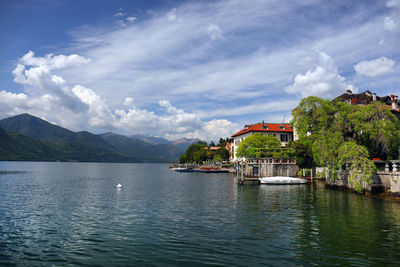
116,183 -> 122,188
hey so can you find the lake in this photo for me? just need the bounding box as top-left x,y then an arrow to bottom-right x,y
1,161 -> 400,266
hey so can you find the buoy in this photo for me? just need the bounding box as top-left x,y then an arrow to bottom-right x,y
116,183 -> 122,188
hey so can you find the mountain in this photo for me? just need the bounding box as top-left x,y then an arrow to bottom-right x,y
99,132 -> 183,162
0,124 -> 136,163
132,133 -> 201,152
64,131 -> 116,151
0,128 -> 63,161
131,134 -> 171,145
0,113 -> 185,163
171,138 -> 202,151
0,113 -> 73,141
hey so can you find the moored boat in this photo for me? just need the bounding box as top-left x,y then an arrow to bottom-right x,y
259,176 -> 307,185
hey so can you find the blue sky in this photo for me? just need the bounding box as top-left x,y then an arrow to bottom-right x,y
0,0 -> 399,141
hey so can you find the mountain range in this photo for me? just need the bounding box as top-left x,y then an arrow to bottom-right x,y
0,113 -> 201,163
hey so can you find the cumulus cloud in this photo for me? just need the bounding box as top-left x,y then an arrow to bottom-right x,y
354,56 -> 396,77
165,119 -> 240,142
123,97 -> 134,106
285,52 -> 354,98
3,50 -> 240,140
285,67 -> 354,98
3,0 -> 400,140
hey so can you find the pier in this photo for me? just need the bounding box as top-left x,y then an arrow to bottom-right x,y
234,158 -> 299,184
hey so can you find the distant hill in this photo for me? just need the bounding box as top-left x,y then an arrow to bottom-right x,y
0,113 -> 73,141
99,132 -> 183,162
0,113 -> 186,163
171,137 -> 202,151
131,134 -> 171,145
132,133 -> 201,151
0,127 -> 63,161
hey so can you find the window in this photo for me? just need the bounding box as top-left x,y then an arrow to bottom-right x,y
279,125 -> 285,130
280,134 -> 289,142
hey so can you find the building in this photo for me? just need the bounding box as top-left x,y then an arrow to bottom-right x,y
231,121 -> 294,161
334,90 -> 400,118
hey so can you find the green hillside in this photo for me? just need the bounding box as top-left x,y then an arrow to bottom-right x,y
0,113 -> 185,163
0,113 -> 73,141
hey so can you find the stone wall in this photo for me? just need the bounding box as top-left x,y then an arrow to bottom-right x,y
325,160 -> 400,193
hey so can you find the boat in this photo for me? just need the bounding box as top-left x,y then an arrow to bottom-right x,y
171,167 -> 194,172
259,176 -> 307,185
192,166 -> 229,173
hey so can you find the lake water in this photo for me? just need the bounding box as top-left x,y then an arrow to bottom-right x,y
1,162 -> 400,266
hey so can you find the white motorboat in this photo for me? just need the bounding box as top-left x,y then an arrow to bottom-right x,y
259,176 -> 307,185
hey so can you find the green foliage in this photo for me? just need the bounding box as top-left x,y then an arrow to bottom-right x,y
288,138 -> 313,168
179,143 -> 207,163
236,133 -> 282,158
291,96 -> 397,191
179,139 -> 230,164
336,141 -> 376,193
292,97 -> 400,161
0,114 -> 185,163
212,154 -> 223,163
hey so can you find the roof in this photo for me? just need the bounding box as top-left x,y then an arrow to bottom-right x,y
204,146 -> 223,151
232,123 -> 293,137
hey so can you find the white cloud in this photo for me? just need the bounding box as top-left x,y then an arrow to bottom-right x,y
167,8 -> 177,21
386,0 -> 400,8
3,50 -> 240,140
126,16 -> 136,22
4,0 -> 400,140
285,52 -> 354,98
285,66 -> 354,98
71,85 -> 117,128
208,24 -> 223,40
354,56 -> 396,77
384,16 -> 396,31
114,11 -> 126,17
165,119 -> 240,142
123,97 -> 134,106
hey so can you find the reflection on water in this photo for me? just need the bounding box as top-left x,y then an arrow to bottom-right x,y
0,162 -> 399,266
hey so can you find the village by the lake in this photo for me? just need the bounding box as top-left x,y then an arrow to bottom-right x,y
172,90 -> 400,197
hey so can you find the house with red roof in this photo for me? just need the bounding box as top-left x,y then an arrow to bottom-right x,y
230,121 -> 295,161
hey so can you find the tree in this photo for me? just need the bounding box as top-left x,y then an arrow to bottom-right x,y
236,133 -> 281,158
292,96 -> 400,192
336,141 -> 376,193
292,97 -> 400,161
213,154 -> 223,163
217,137 -> 227,148
179,143 -> 207,163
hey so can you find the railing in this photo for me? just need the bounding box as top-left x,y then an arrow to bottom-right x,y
246,158 -> 296,164
381,160 -> 400,173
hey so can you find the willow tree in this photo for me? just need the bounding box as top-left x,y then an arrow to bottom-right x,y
291,96 -> 400,192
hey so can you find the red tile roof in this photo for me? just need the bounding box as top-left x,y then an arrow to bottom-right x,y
204,146 -> 222,151
232,123 -> 293,137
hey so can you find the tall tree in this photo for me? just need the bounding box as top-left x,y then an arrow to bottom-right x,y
236,133 -> 281,158
292,96 -> 400,192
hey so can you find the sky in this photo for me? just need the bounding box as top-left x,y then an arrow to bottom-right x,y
0,0 -> 399,142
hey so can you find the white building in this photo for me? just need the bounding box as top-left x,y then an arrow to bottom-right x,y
231,121 -> 295,161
